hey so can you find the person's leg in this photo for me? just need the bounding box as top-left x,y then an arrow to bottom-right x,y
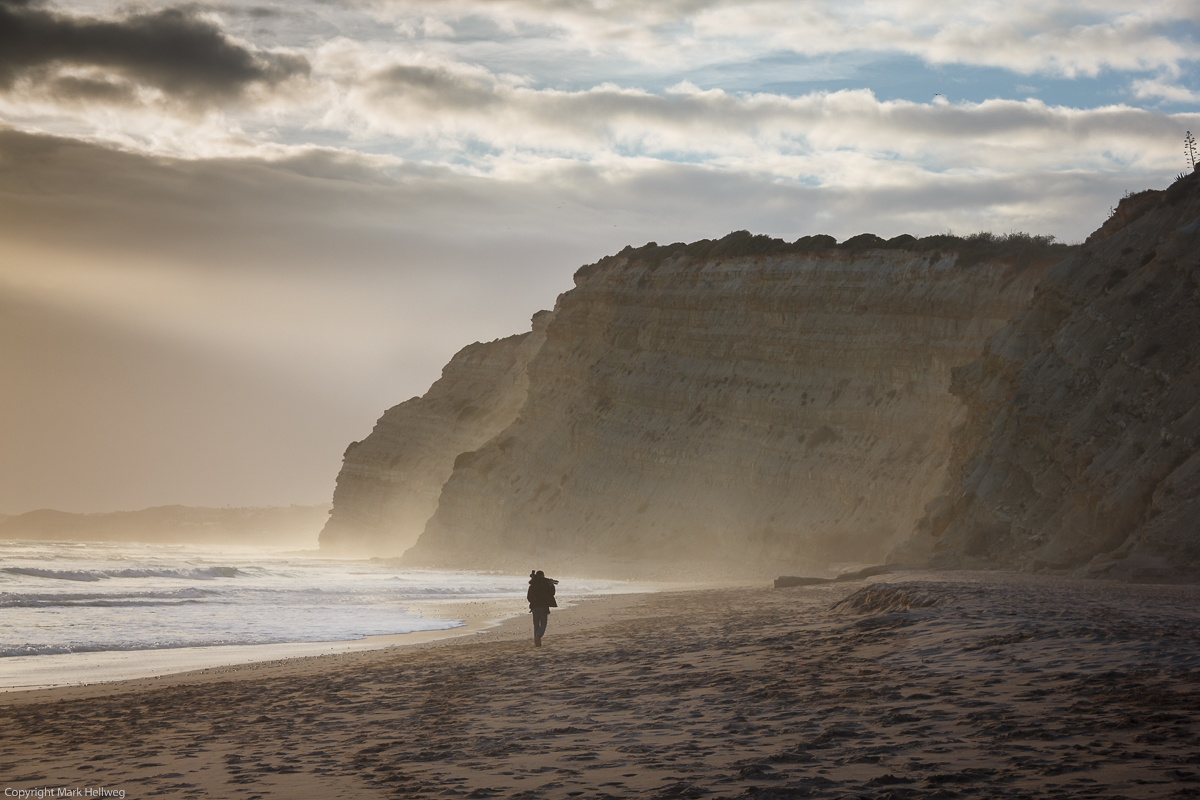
532,607 -> 548,644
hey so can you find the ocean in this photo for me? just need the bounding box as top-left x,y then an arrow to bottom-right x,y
0,539 -> 629,687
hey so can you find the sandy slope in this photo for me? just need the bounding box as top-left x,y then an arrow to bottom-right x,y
2,572 -> 1198,799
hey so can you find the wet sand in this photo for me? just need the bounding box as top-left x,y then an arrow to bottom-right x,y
2,572 -> 1199,799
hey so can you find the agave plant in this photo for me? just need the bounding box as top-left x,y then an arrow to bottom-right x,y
1187,131 -> 1198,170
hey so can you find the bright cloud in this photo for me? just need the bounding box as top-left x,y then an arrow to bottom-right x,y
1133,76 -> 1200,104
338,0 -> 1200,79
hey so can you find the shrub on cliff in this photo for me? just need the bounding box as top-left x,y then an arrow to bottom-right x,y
574,228 -> 1076,282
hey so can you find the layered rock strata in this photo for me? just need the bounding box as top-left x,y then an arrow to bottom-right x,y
900,172 -> 1200,579
402,247 -> 1050,573
318,313 -> 549,556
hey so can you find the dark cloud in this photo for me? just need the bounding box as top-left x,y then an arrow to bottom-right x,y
372,64 -> 501,111
0,0 -> 308,103
213,5 -> 287,20
43,73 -> 138,103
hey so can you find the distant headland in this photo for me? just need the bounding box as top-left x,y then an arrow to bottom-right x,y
0,504 -> 331,547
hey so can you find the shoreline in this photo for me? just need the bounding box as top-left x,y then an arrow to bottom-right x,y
0,596 -> 522,693
0,591 -> 655,703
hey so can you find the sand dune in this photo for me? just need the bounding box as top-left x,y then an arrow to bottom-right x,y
3,572 -> 1198,798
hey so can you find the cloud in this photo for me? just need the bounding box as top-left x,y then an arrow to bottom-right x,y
372,62 -> 504,112
0,1 -> 1194,166
325,54 -> 1198,180
1132,76 -> 1200,104
0,0 -> 308,106
355,0 -> 1200,79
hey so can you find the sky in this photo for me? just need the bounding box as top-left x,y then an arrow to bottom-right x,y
1,0 -> 1198,515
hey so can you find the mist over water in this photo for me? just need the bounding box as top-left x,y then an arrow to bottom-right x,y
0,541 -> 628,659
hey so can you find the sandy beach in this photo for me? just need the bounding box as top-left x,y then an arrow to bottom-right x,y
3,571 -> 1199,799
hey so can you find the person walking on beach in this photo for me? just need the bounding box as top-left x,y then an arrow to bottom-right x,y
527,569 -> 558,647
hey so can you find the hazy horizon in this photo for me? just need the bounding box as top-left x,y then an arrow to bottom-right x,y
2,0 -> 1197,515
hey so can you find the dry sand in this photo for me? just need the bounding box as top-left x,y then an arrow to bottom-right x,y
2,571 -> 1198,799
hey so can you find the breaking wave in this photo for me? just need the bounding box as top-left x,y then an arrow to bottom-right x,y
1,566 -> 241,582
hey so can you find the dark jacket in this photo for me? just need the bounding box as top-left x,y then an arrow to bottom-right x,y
527,576 -> 558,609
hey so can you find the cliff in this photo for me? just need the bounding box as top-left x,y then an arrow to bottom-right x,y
318,314 -> 550,556
400,237 -> 1055,575
899,171 -> 1200,580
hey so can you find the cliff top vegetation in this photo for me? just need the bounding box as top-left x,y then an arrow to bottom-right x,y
575,229 -> 1079,282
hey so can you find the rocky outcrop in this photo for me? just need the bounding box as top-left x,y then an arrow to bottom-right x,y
402,241 -> 1052,574
318,313 -> 550,556
899,172 -> 1200,579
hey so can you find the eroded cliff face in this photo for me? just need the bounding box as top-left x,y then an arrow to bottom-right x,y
403,248 -> 1049,574
318,313 -> 549,556
900,172 -> 1200,579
